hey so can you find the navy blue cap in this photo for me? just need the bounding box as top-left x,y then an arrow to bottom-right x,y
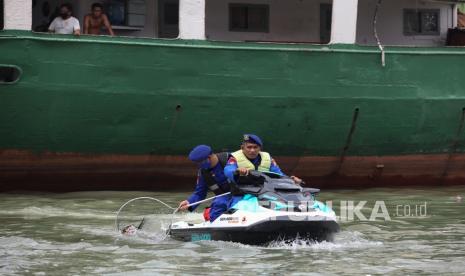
188,145 -> 212,162
243,134 -> 263,147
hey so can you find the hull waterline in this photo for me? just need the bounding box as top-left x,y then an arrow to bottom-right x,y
1,150 -> 464,191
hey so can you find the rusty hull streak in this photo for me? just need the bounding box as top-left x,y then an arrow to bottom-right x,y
1,149 -> 464,192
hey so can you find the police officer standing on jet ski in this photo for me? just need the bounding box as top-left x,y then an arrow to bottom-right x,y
178,145 -> 230,222
224,134 -> 303,185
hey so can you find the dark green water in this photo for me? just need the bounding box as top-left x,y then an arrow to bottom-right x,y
1,186 -> 465,275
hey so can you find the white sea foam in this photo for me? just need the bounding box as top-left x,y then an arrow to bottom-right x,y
188,230 -> 383,252
264,230 -> 383,251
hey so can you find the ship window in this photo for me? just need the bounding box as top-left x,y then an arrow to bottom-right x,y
404,9 -> 440,36
106,0 -> 147,28
0,65 -> 21,84
164,2 -> 178,25
158,0 -> 179,38
229,4 -> 269,33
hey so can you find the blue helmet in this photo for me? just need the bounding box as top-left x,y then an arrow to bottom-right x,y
188,145 -> 212,162
243,134 -> 263,147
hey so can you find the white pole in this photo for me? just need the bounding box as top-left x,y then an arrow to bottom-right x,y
330,0 -> 359,44
186,192 -> 231,208
4,0 -> 32,30
178,0 -> 206,40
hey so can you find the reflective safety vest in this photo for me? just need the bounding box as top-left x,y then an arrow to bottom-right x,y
231,150 -> 271,172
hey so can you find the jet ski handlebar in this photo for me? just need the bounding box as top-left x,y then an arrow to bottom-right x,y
232,170 -> 320,196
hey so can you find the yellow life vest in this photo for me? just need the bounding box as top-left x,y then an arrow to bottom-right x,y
231,150 -> 271,172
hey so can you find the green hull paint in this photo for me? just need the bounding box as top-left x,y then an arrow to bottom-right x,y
1,30 -> 465,158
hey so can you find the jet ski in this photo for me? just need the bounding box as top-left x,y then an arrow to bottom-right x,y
168,171 -> 339,245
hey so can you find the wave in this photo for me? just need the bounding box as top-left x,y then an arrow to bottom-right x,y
0,206 -> 117,220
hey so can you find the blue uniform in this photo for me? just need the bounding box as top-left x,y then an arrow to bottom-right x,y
224,154 -> 284,183
187,162 -> 231,222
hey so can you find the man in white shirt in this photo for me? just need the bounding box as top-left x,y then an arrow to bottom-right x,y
48,3 -> 81,36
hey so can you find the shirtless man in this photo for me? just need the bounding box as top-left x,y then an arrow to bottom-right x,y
84,3 -> 115,36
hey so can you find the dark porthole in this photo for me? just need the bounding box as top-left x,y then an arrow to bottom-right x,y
0,65 -> 22,84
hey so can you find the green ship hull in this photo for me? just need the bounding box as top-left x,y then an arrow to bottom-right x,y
1,31 -> 464,191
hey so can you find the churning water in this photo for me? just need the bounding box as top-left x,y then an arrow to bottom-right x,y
1,186 -> 465,275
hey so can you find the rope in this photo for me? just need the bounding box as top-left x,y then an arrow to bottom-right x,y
373,0 -> 386,67
115,192 -> 232,239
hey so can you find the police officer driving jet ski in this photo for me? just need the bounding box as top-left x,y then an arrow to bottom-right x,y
224,134 -> 303,184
